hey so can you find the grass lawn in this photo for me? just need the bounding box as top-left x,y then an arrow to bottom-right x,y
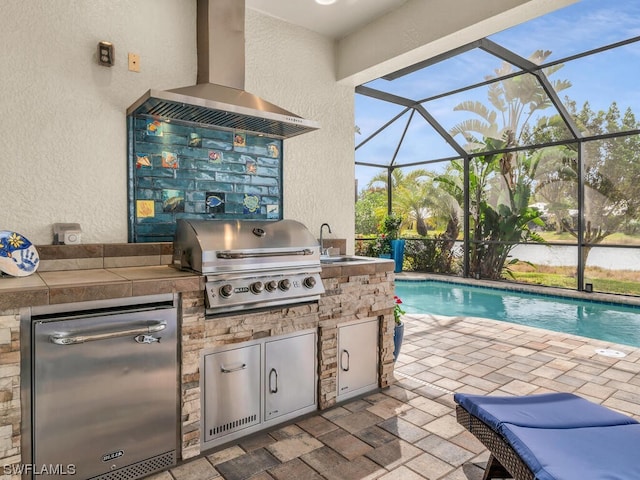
508,263 -> 640,296
363,232 -> 640,296
538,231 -> 640,245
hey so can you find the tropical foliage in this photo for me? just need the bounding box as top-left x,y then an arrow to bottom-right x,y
364,169 -> 434,236
440,52 -> 563,278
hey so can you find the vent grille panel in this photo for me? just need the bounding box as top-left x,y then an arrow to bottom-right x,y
209,413 -> 259,438
138,100 -> 313,139
90,451 -> 176,480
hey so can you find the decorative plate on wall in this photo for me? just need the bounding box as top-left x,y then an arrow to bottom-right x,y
0,231 -> 40,277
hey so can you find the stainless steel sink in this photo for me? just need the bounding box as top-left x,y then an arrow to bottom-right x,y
320,255 -> 374,264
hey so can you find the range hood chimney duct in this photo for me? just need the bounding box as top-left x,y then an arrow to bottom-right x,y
127,0 -> 319,139
197,0 -> 245,89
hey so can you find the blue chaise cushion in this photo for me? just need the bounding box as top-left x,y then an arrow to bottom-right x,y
454,392 -> 638,429
455,393 -> 640,480
501,423 -> 640,480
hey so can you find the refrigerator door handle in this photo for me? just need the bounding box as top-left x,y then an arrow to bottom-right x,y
49,321 -> 167,345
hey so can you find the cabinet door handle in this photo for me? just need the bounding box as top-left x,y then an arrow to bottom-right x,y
269,368 -> 278,393
220,363 -> 246,373
340,349 -> 350,371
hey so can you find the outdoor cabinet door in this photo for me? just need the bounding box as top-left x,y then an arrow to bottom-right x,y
203,344 -> 262,442
337,319 -> 379,401
264,332 -> 317,421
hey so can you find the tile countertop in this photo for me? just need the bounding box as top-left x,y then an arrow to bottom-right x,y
0,258 -> 395,311
0,266 -> 203,311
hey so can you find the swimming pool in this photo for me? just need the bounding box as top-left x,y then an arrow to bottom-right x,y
395,280 -> 640,348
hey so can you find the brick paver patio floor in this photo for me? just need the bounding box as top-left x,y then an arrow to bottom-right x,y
153,312 -> 640,480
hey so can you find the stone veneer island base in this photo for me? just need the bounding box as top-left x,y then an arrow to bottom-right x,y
180,259 -> 396,459
0,243 -> 395,475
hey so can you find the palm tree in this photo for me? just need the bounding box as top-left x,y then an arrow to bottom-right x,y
368,168 -> 434,235
446,51 -> 568,279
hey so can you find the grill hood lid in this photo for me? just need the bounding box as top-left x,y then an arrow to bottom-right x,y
173,218 -> 321,274
127,0 -> 319,139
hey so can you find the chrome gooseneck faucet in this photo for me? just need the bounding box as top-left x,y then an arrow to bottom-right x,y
320,223 -> 332,256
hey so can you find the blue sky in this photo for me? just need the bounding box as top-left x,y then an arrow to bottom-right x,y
355,0 -> 640,191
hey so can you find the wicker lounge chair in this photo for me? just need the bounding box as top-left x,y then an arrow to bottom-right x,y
454,392 -> 640,480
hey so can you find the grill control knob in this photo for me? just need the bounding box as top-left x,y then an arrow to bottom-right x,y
219,284 -> 234,298
250,281 -> 264,294
265,280 -> 278,292
303,276 -> 316,289
278,279 -> 291,291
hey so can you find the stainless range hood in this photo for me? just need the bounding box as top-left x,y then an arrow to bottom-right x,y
127,0 -> 319,139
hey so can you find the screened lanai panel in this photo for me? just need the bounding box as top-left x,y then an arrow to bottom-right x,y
585,245 -> 640,296
362,48 -> 520,101
560,42 -> 640,135
583,135 -> 640,246
356,164 -> 387,193
466,145 -> 579,280
394,162 -> 464,238
423,73 -> 574,153
355,109 -> 412,166
508,243 -> 579,289
488,0 -> 640,63
355,94 -> 407,140
530,145 -> 579,243
355,165 -> 388,236
392,112 -> 461,165
467,150 -> 544,226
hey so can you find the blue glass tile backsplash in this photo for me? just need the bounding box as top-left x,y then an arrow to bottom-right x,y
128,117 -> 283,242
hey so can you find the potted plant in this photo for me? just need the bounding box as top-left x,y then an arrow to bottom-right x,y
369,233 -> 391,258
381,214 -> 404,273
393,295 -> 405,362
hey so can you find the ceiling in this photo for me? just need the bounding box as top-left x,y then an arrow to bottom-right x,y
246,0 -> 408,39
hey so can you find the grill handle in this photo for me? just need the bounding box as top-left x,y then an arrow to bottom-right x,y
217,249 -> 313,259
50,321 -> 166,345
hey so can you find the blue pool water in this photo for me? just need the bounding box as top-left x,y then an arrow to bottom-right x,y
395,280 -> 640,348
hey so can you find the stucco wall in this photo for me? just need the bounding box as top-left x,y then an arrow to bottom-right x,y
1,1 -> 195,244
246,10 -> 356,252
0,1 -> 356,251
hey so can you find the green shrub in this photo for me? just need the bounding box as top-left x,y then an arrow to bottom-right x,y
403,236 -> 463,274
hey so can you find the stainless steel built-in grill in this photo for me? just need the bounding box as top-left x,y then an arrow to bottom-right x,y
173,219 -> 325,314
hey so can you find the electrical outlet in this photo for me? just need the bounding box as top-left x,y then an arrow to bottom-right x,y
128,53 -> 140,72
97,41 -> 114,66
